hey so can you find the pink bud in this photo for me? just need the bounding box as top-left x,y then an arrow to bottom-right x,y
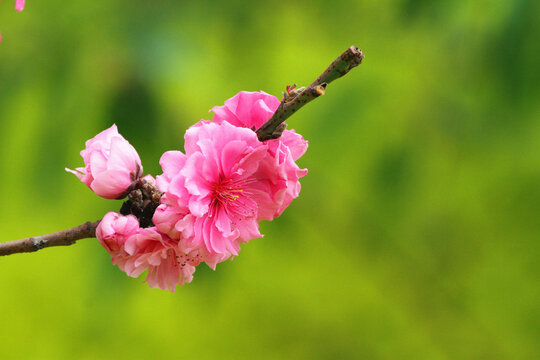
96,212 -> 140,253
66,124 -> 143,199
15,0 -> 25,12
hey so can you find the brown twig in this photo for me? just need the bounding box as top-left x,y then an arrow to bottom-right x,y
256,45 -> 364,141
0,221 -> 100,256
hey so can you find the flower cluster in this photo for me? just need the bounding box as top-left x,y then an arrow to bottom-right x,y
67,91 -> 308,291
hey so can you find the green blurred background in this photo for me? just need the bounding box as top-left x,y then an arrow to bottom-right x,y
1,1 -> 538,359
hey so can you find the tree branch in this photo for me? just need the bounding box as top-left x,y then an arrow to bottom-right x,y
1,46 -> 364,257
256,45 -> 364,141
0,221 -> 100,256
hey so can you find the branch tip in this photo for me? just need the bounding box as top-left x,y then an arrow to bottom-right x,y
256,45 -> 364,141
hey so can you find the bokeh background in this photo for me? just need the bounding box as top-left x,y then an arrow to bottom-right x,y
0,1 -> 538,359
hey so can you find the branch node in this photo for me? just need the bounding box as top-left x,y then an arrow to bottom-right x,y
31,237 -> 46,250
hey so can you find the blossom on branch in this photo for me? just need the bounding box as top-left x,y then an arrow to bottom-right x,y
155,121 -> 272,267
211,91 -> 308,217
69,91 -> 308,290
66,124 -> 143,199
1,45 -> 365,292
97,212 -> 201,291
153,91 -> 308,270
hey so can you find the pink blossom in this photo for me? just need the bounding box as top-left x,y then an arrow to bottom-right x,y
153,202 -> 192,243
66,124 -> 143,199
211,91 -> 308,217
15,0 -> 25,12
262,131 -> 308,217
96,212 -> 200,291
96,211 -> 139,254
122,227 -> 200,291
155,120 -> 298,267
153,202 -> 228,269
211,91 -> 281,130
153,151 -> 227,268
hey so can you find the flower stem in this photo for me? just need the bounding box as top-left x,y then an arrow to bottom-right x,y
256,45 -> 364,141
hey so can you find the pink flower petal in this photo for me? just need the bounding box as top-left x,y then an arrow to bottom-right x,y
15,0 -> 25,12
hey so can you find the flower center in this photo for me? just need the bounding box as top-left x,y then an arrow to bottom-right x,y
210,176 -> 257,220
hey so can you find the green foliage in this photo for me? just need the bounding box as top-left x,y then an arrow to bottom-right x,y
0,1 -> 538,358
